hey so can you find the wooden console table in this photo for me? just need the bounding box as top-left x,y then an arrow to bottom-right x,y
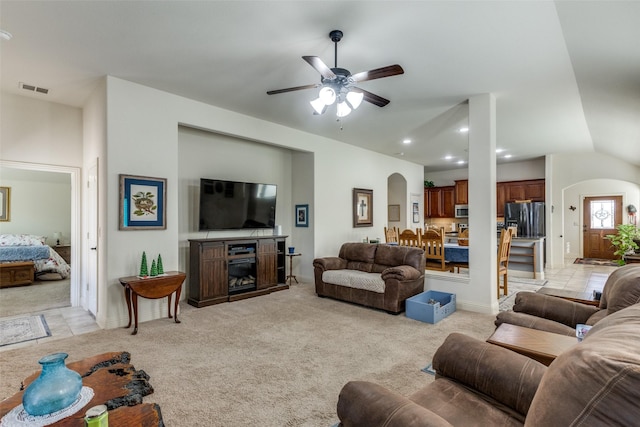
0,351 -> 163,426
119,271 -> 186,335
487,323 -> 577,366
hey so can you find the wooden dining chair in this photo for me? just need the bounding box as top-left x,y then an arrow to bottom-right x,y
422,227 -> 452,272
384,226 -> 399,244
398,229 -> 422,248
497,228 -> 513,298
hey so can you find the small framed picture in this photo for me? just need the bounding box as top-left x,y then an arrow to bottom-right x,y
0,187 -> 10,222
119,174 -> 167,230
295,204 -> 309,227
412,202 -> 420,223
353,188 -> 373,228
388,204 -> 400,222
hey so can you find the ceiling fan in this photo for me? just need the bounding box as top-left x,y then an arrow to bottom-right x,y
267,30 -> 404,117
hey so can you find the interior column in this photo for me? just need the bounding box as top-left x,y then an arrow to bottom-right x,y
468,93 -> 498,311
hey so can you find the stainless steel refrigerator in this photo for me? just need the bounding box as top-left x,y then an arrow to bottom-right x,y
504,202 -> 545,238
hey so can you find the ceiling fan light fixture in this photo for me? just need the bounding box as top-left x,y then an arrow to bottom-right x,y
319,87 -> 336,105
346,90 -> 363,110
310,97 -> 327,114
336,101 -> 352,117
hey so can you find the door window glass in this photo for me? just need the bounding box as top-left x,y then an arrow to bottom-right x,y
590,200 -> 615,229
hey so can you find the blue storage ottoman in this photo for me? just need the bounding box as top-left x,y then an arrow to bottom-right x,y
406,290 -> 456,324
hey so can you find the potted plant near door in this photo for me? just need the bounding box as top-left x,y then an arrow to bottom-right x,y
605,224 -> 640,265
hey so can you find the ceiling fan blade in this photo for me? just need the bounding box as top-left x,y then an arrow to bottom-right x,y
267,83 -> 320,95
302,56 -> 337,80
351,64 -> 404,83
353,88 -> 391,107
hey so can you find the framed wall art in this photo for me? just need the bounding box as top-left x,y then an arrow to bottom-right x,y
119,174 -> 167,230
412,202 -> 420,223
353,188 -> 373,227
0,187 -> 10,222
388,204 -> 400,222
295,204 -> 309,227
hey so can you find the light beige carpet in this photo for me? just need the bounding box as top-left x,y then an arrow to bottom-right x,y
0,283 -> 496,426
0,279 -> 70,317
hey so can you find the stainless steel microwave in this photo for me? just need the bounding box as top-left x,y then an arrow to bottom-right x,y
455,204 -> 469,218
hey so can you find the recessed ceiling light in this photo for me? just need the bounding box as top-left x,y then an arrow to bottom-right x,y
457,160 -> 465,165
395,152 -> 405,156
402,139 -> 412,144
444,155 -> 453,160
458,127 -> 469,133
496,148 -> 504,153
0,30 -> 12,41
504,154 -> 512,159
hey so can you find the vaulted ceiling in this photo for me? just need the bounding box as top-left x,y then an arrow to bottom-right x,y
1,1 -> 638,171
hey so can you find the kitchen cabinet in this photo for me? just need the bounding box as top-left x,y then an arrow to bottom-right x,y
496,182 -> 507,217
503,179 -> 545,203
454,180 -> 468,205
425,186 -> 455,218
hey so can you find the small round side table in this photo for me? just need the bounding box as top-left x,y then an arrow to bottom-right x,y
286,252 -> 301,285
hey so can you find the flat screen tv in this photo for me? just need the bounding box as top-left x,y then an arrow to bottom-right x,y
198,178 -> 277,231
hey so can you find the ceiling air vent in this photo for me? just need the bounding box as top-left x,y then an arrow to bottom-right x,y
19,82 -> 49,95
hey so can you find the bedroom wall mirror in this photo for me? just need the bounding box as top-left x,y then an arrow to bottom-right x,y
0,160 -> 81,311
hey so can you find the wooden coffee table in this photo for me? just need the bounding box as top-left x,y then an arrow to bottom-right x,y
487,323 -> 577,366
0,351 -> 163,426
536,287 -> 600,306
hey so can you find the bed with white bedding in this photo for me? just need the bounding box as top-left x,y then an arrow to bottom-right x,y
0,234 -> 71,282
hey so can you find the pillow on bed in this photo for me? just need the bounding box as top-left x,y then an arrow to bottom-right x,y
0,234 -> 46,246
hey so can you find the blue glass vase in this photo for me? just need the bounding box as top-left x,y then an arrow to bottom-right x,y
22,353 -> 83,416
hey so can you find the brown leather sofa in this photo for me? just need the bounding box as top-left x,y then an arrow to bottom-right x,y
313,243 -> 425,314
337,302 -> 640,426
495,263 -> 640,335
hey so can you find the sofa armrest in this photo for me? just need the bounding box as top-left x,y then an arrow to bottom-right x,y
513,292 -> 599,327
312,257 -> 347,272
337,381 -> 453,427
432,333 -> 545,417
381,265 -> 422,282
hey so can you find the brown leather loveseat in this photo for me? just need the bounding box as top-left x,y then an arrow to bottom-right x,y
495,263 -> 640,335
337,302 -> 640,426
313,243 -> 425,314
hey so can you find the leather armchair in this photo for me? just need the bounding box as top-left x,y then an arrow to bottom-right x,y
337,303 -> 640,426
495,263 -> 640,335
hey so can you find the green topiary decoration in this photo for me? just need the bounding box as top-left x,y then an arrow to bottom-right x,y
139,251 -> 149,277
157,254 -> 164,275
150,259 -> 158,277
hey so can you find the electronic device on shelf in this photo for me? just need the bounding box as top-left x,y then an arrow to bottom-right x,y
198,178 -> 277,231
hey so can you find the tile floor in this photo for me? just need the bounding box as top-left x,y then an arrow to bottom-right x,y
0,306 -> 100,353
0,259 -> 619,353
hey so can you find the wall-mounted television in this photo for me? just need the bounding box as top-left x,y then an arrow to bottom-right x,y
198,178 -> 277,231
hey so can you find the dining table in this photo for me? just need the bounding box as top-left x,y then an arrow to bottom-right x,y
444,242 -> 469,263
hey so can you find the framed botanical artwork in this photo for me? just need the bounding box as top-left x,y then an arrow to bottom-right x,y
295,204 -> 309,227
0,187 -> 10,222
119,174 -> 167,230
388,204 -> 400,222
412,202 -> 420,223
353,188 -> 373,227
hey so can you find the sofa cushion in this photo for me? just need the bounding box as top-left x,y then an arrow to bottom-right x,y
525,303 -> 640,426
339,243 -> 376,272
322,270 -> 385,293
599,263 -> 640,314
372,244 -> 425,273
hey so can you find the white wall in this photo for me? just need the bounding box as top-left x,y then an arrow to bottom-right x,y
101,76 -> 424,329
563,179 -> 640,260
0,170 -> 71,242
0,93 -> 83,166
547,152 -> 640,267
423,158 -> 545,186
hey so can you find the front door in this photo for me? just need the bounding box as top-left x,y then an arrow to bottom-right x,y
583,196 -> 622,259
